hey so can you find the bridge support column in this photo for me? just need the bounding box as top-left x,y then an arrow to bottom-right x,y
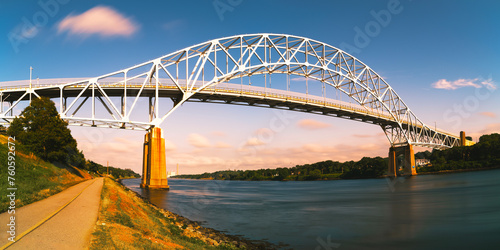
387,145 -> 417,177
388,147 -> 397,177
141,127 -> 169,189
403,144 -> 417,176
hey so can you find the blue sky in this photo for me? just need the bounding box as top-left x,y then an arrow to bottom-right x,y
1,0 -> 499,174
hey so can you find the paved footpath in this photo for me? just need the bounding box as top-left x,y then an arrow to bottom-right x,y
0,178 -> 104,250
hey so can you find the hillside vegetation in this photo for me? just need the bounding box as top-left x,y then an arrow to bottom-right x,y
0,97 -> 140,212
84,160 -> 140,179
420,133 -> 500,172
0,134 -> 93,213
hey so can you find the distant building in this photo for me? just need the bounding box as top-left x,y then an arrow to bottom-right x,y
167,164 -> 180,178
416,159 -> 430,166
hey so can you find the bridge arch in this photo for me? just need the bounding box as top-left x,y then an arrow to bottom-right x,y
0,34 -> 460,149
152,34 -> 456,148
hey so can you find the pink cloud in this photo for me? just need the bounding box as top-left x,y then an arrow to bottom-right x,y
297,119 -> 331,130
353,134 -> 373,138
353,132 -> 385,138
358,143 -> 380,151
480,123 -> 500,134
153,138 -> 392,175
188,133 -> 210,148
58,6 -> 139,38
432,78 -> 496,90
479,112 -> 496,118
244,137 -> 266,146
254,128 -> 274,136
165,140 -> 177,152
76,136 -> 142,170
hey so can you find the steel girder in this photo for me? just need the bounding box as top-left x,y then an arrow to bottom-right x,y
0,34 -> 460,148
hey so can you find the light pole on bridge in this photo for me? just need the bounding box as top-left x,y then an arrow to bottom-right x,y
29,66 -> 33,103
29,66 -> 33,89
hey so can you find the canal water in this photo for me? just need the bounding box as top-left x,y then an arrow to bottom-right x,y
122,169 -> 500,249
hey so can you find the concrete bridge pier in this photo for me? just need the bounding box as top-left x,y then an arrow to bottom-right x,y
388,147 -> 397,177
388,144 -> 417,177
141,127 -> 169,189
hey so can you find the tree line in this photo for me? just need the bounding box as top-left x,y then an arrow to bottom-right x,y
175,156 -> 388,181
419,133 -> 500,173
176,133 -> 500,181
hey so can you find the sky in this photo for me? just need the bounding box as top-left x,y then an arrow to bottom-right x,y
1,0 -> 499,174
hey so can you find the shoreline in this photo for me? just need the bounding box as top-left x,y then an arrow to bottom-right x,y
416,166 -> 500,175
172,166 -> 500,182
117,179 -> 284,249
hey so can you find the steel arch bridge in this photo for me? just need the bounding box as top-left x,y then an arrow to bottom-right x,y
1,33 -> 460,149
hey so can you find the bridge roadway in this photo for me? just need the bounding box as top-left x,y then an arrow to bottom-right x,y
0,80 -> 458,146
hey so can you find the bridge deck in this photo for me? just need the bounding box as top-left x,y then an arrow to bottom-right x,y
0,81 -> 457,140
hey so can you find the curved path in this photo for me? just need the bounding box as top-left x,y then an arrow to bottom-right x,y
0,178 -> 103,249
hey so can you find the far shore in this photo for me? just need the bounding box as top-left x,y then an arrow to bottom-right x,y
416,166 -> 500,176
170,165 -> 500,182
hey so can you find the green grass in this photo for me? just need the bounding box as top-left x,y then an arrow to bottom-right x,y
90,178 -> 242,250
0,135 -> 91,213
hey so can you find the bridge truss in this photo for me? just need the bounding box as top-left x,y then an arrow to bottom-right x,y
0,34 -> 460,149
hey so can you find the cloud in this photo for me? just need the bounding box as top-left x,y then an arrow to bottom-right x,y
163,19 -> 185,31
244,137 -> 266,146
297,119 -> 331,130
480,123 -> 500,134
301,143 -> 332,153
188,133 -> 211,148
432,78 -> 496,90
479,112 -> 496,118
165,140 -> 177,151
254,128 -> 274,136
160,137 -> 392,175
58,6 -> 139,38
291,77 -> 305,82
75,135 -> 142,171
353,134 -> 373,138
358,143 -> 380,151
353,132 -> 385,138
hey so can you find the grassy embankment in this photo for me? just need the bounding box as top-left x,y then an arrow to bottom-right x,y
90,178 -> 247,249
0,134 -> 93,213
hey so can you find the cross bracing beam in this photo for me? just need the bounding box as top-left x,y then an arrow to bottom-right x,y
0,34 -> 460,148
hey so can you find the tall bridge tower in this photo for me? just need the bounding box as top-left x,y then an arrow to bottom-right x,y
141,127 -> 169,189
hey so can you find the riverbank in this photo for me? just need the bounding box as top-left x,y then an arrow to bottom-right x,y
91,178 -> 280,249
176,163 -> 500,182
417,165 -> 500,175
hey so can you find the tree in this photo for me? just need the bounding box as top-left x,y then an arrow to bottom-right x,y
7,97 -> 85,167
305,169 -> 322,180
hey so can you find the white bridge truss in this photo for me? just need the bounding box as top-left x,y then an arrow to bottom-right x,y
0,34 -> 459,149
